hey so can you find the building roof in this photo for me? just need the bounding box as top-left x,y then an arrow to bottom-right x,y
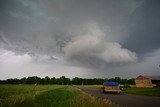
136,75 -> 160,80
136,75 -> 150,80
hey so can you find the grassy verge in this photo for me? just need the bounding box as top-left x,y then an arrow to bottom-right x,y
123,87 -> 160,97
78,85 -> 103,88
72,88 -> 119,107
0,85 -> 118,107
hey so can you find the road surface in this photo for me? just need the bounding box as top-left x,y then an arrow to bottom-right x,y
79,87 -> 160,107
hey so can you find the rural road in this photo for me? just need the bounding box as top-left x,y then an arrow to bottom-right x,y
78,87 -> 160,107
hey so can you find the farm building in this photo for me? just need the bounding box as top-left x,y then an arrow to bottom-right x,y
135,75 -> 160,88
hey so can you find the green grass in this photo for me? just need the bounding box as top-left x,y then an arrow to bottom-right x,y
0,85 -> 117,107
123,87 -> 160,97
35,87 -> 79,107
0,85 -> 63,107
78,85 -> 103,88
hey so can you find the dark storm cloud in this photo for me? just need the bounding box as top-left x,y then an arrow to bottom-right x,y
0,0 -> 159,74
0,0 -> 160,78
0,0 -> 61,55
120,0 -> 160,54
0,0 -> 140,64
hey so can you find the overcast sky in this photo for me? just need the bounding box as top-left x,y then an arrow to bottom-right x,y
0,0 -> 160,79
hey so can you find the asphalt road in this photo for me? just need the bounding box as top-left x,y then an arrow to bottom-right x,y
79,87 -> 160,107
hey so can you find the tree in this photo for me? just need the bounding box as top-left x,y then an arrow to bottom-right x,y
58,76 -> 71,85
44,76 -> 50,84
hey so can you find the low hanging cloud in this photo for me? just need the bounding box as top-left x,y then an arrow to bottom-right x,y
1,0 -> 160,79
63,23 -> 138,67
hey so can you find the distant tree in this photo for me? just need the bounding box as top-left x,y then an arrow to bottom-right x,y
44,76 -> 50,84
58,76 -> 71,85
25,76 -> 41,84
128,78 -> 135,85
72,77 -> 82,85
0,76 -> 135,85
20,77 -> 27,84
6,78 -> 20,84
50,77 -> 56,84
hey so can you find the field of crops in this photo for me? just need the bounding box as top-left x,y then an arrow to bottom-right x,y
0,85 -> 117,107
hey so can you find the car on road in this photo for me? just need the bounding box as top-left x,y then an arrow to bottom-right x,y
101,82 -> 122,94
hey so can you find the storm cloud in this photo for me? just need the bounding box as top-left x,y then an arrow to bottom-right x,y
64,22 -> 137,67
0,0 -> 160,79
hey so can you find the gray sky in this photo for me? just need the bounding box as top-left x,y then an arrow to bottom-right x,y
0,0 -> 160,79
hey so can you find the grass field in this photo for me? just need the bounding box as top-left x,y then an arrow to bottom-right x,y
0,85 -> 117,107
78,85 -> 103,88
123,87 -> 160,97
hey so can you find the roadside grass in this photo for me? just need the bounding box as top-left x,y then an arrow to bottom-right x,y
0,85 -> 118,107
123,87 -> 160,97
72,90 -> 119,107
79,85 -> 103,88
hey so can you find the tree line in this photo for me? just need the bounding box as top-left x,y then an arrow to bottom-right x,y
0,76 -> 135,85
